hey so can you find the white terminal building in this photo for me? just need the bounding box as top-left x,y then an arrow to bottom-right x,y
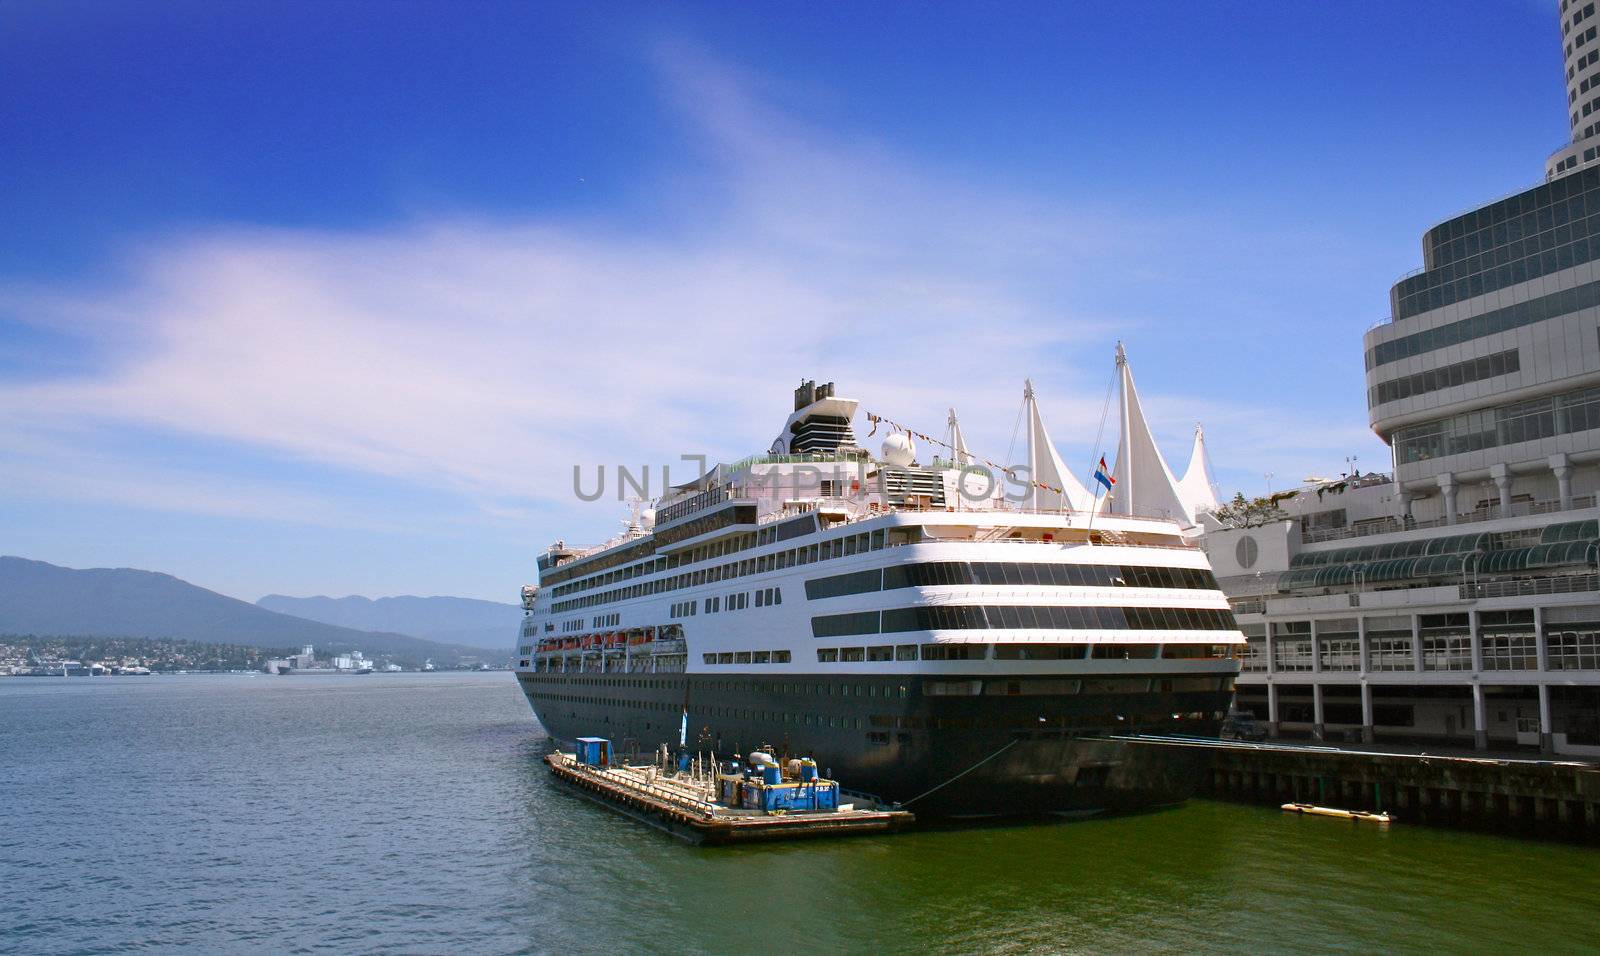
1202,0 -> 1600,756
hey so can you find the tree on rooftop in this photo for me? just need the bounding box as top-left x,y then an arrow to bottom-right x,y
1210,491 -> 1290,529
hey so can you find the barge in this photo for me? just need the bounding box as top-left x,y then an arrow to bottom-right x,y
545,738 -> 914,844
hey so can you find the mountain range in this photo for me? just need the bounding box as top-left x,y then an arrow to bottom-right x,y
255,594 -> 520,651
0,557 -> 502,664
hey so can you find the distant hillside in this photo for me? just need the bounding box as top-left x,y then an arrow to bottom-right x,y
256,594 -> 519,651
0,557 -> 497,665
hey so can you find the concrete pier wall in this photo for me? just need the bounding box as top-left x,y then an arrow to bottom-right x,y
1190,744 -> 1600,840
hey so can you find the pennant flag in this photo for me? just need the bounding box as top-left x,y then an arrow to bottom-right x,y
1094,456 -> 1116,492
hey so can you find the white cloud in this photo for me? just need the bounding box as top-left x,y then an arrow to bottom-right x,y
0,47 -> 1378,544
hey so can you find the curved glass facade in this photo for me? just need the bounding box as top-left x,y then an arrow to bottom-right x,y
1366,278 -> 1600,370
1396,166 -> 1600,321
1393,383 -> 1600,464
1369,348 -> 1519,404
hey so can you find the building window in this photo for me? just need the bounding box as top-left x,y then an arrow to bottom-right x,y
1421,635 -> 1473,671
1318,637 -> 1361,671
1370,348 -> 1520,406
1369,635 -> 1415,671
1547,629 -> 1600,669
1273,639 -> 1313,672
1420,613 -> 1472,671
1394,383 -> 1600,464
1481,633 -> 1538,670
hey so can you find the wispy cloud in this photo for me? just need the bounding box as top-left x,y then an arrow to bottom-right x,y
0,46 -> 1377,542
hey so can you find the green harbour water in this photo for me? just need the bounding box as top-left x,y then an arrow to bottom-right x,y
3,671 -> 1596,955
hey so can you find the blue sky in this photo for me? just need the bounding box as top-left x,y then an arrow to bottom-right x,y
0,0 -> 1567,603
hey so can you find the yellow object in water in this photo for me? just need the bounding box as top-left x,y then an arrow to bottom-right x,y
1281,803 -> 1393,825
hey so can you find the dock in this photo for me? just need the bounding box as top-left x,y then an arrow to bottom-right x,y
1104,733 -> 1600,840
543,750 -> 914,845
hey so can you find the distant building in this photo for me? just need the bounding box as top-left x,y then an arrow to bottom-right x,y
1201,0 -> 1600,757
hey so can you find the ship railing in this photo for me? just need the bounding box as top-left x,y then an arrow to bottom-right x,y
890,536 -> 1195,552
757,496 -> 870,525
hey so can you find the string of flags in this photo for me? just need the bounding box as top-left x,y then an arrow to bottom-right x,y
863,411 -> 1071,496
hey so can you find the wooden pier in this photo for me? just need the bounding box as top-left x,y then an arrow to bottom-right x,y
544,752 -> 914,845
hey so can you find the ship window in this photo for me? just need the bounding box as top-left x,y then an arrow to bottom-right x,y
775,650 -> 791,663
998,605 -> 1023,628
753,651 -> 770,664
880,608 -> 917,632
871,530 -> 885,549
811,610 -> 878,638
703,653 -> 715,665
896,644 -> 918,661
841,647 -> 865,662
867,645 -> 893,662
717,652 -> 734,664
817,648 -> 838,662
755,590 -> 765,608
924,680 -> 981,697
735,652 -> 752,664
773,588 -> 782,605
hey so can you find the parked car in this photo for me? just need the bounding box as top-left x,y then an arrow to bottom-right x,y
1221,710 -> 1267,741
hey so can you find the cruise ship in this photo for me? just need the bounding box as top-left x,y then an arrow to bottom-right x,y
515,349 -> 1244,815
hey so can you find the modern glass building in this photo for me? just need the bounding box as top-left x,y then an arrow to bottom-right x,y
1200,1 -> 1600,756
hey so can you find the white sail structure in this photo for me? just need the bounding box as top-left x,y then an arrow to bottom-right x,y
946,407 -> 993,508
1107,344 -> 1194,525
947,407 -> 972,466
1024,380 -> 1093,512
1175,424 -> 1221,521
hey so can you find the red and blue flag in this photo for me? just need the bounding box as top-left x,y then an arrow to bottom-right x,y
1093,456 -> 1115,491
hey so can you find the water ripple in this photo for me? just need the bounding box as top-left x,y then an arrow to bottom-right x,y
4,673 -> 1599,955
